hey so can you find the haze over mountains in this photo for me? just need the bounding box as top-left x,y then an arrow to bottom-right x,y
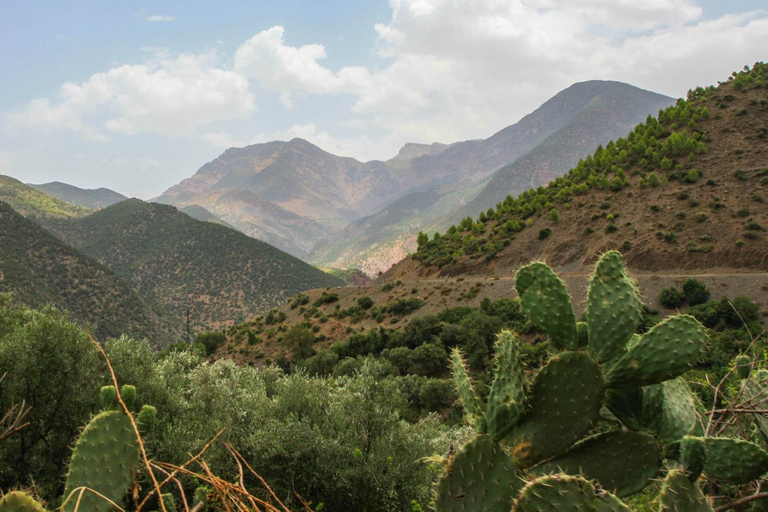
156,80 -> 674,275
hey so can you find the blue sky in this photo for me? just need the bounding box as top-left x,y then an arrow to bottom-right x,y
1,0 -> 766,198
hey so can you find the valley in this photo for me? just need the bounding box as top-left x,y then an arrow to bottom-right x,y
1,61 -> 767,512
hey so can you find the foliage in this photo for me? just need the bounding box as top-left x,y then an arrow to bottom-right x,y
659,286 -> 685,309
682,278 -> 710,306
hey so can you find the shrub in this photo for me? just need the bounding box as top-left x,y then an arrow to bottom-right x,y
357,296 -> 374,310
195,331 -> 226,355
682,278 -> 710,306
659,287 -> 684,309
538,228 -> 552,240
313,292 -> 339,307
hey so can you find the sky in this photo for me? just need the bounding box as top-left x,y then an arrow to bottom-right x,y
1,1 -> 766,198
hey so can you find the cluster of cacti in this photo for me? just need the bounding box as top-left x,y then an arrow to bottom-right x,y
0,385 -> 156,512
436,250 -> 714,511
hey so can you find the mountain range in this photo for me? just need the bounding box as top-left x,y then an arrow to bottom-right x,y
156,80 -> 675,275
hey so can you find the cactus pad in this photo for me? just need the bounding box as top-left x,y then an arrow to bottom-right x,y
680,436 -> 707,481
605,315 -> 707,388
486,331 -> 526,441
435,435 -> 521,512
507,351 -> 603,468
536,431 -> 659,497
62,410 -> 140,512
512,474 -> 630,512
121,384 -> 136,410
659,470 -> 713,512
586,251 -> 642,364
0,492 -> 46,512
450,348 -> 486,433
698,437 -> 768,484
643,377 -> 697,445
100,386 -> 118,411
515,262 -> 578,350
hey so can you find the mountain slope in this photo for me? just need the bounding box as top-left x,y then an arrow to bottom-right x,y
156,81 -> 671,263
29,181 -> 127,209
0,201 -> 182,343
155,139 -> 398,256
465,81 -> 682,214
309,81 -> 675,274
408,63 -> 768,277
0,175 -> 92,219
46,199 -> 345,330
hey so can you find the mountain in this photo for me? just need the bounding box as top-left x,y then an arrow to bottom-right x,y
179,204 -> 237,230
45,199 -> 345,330
408,63 -> 768,277
0,175 -> 92,220
209,63 -> 768,370
0,201 -> 182,343
29,181 -> 127,209
155,138 -> 400,256
308,81 -> 675,274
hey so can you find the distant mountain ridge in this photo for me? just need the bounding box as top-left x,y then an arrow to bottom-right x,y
307,81 -> 675,274
29,181 -> 127,209
156,80 -> 673,275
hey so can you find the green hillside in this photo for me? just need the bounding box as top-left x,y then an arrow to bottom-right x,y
413,63 -> 768,272
0,201 -> 182,343
47,199 -> 345,330
0,175 -> 92,220
28,181 -> 128,209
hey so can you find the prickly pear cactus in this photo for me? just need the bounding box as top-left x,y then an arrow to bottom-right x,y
696,437 -> 768,484
515,262 -> 579,350
486,331 -> 526,441
512,474 -> 630,512
585,251 -> 643,365
450,348 -> 486,433
61,385 -> 146,512
507,351 -> 603,468
642,377 -> 698,445
680,436 -> 707,481
604,315 -> 707,388
659,469 -> 713,512
435,435 -> 521,512
0,491 -> 47,512
535,431 -> 660,497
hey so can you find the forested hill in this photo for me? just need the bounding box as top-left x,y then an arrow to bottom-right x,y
408,63 -> 768,277
0,201 -> 183,343
45,199 -> 345,330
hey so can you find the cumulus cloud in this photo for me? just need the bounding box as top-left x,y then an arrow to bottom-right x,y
5,51 -> 255,141
5,1 -> 768,165
234,26 -> 371,108
146,15 -> 176,22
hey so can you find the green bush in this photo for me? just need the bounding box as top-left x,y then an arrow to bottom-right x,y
195,331 -> 226,356
659,287 -> 684,309
682,278 -> 710,306
357,296 -> 374,310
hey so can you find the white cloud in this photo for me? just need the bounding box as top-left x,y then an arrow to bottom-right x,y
146,15 -> 176,23
5,51 -> 255,141
234,26 -> 371,108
